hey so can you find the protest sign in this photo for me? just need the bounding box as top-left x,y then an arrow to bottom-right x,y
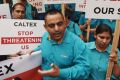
75,0 -> 86,12
0,19 -> 45,80
0,51 -> 42,80
27,0 -> 45,13
85,0 -> 120,19
0,4 -> 11,19
0,19 -> 45,55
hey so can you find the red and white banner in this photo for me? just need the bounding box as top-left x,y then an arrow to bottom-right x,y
0,4 -> 11,19
0,19 -> 46,55
0,19 -> 46,79
0,51 -> 42,80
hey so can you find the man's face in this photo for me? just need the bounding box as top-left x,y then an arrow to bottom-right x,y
12,5 -> 25,19
95,32 -> 111,50
44,13 -> 66,42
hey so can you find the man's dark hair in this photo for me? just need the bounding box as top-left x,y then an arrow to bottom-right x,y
44,9 -> 64,21
12,3 -> 25,11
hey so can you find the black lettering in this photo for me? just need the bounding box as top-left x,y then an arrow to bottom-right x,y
108,8 -> 114,14
102,7 -> 108,14
4,63 -> 15,74
94,7 -> 101,14
19,22 -> 22,26
117,8 -> 120,15
33,23 -> 37,26
14,22 -> 18,26
14,22 -> 37,27
0,66 -> 4,76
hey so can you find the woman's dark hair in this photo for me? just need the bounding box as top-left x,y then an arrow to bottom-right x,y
96,23 -> 113,38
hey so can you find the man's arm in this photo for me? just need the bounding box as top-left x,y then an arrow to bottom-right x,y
0,55 -> 9,61
38,38 -> 90,79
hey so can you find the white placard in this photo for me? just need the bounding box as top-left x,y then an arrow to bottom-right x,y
0,4 -> 11,19
85,0 -> 120,19
75,0 -> 86,12
0,19 -> 46,55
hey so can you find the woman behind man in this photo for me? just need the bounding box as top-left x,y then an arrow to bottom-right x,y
84,23 -> 120,80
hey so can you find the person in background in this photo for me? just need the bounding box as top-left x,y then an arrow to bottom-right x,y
84,23 -> 120,80
78,13 -> 101,42
100,19 -> 120,51
11,3 -> 25,19
28,9 -> 90,80
1,0 -> 38,20
18,0 -> 39,20
45,3 -> 75,12
65,8 -> 84,40
45,4 -> 61,12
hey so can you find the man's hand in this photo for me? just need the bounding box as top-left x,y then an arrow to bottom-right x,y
7,51 -> 25,59
38,63 -> 60,77
25,50 -> 34,55
9,51 -> 24,57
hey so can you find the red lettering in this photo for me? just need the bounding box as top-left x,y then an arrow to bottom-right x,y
0,15 -> 7,19
32,2 -> 42,7
28,0 -> 35,2
18,31 -> 33,36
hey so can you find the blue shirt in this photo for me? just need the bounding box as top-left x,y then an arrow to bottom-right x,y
23,2 -> 33,20
67,21 -> 82,37
39,29 -> 90,80
84,42 -> 120,80
25,2 -> 39,20
71,11 -> 81,23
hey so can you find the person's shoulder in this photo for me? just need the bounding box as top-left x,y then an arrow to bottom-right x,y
86,42 -> 94,45
67,30 -> 79,38
85,42 -> 95,49
67,30 -> 84,43
42,32 -> 49,38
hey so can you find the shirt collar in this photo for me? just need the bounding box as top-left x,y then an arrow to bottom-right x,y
47,29 -> 70,44
88,42 -> 111,53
